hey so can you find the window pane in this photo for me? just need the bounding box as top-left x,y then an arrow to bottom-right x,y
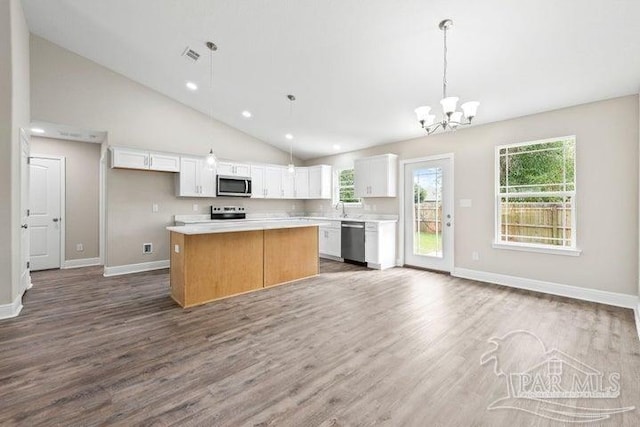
500,196 -> 573,247
339,169 -> 354,186
337,168 -> 360,203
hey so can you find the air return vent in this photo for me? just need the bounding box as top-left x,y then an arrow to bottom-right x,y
181,46 -> 200,62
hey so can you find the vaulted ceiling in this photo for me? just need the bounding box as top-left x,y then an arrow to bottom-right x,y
22,0 -> 640,159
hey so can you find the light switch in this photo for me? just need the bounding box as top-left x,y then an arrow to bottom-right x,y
152,203 -> 159,213
459,199 -> 472,208
76,243 -> 84,252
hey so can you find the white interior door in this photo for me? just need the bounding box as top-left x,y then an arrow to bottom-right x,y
20,130 -> 31,290
403,157 -> 453,271
29,157 -> 63,271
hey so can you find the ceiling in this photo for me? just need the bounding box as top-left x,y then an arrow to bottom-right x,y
22,0 -> 640,159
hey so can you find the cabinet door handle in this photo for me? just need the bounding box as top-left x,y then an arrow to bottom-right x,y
149,157 -> 153,168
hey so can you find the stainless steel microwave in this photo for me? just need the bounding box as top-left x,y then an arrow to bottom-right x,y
217,175 -> 252,197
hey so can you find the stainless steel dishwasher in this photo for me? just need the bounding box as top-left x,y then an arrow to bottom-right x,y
341,221 -> 365,263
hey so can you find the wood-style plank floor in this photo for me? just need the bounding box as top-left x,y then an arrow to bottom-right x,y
1,260 -> 638,426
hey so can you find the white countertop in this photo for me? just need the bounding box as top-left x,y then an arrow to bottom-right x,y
167,219 -> 330,235
174,214 -> 398,225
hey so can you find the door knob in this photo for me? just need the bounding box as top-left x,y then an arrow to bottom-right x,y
446,222 -> 451,227
21,224 -> 28,229
53,218 -> 59,222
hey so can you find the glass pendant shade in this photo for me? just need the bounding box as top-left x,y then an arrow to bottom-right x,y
414,106 -> 432,122
440,96 -> 459,114
450,111 -> 463,125
206,149 -> 216,167
424,114 -> 436,126
287,163 -> 295,173
461,101 -> 480,119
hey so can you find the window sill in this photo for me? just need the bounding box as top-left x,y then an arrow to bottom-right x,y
492,242 -> 582,257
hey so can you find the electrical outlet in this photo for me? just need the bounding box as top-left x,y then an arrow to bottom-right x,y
76,243 -> 84,252
472,251 -> 479,261
174,244 -> 180,254
152,203 -> 159,213
192,204 -> 199,212
143,243 -> 153,254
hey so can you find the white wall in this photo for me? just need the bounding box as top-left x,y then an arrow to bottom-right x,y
306,95 -> 640,296
0,0 -> 30,307
30,36 -> 301,268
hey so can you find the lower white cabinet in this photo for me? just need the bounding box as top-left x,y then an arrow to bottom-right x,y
319,220 -> 341,258
364,222 -> 396,270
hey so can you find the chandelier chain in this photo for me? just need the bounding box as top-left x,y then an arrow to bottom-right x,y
442,25 -> 448,100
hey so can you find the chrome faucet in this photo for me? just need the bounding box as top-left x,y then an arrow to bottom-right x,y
335,201 -> 347,218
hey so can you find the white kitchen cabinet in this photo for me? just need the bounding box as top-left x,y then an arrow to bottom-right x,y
364,222 -> 397,270
294,168 -> 309,199
111,147 -> 180,172
282,168 -> 295,199
176,156 -> 216,197
319,220 -> 342,258
111,147 -> 150,170
250,165 -> 266,198
149,152 -> 180,172
265,166 -> 283,199
308,165 -> 332,199
217,161 -> 251,177
354,154 -> 398,198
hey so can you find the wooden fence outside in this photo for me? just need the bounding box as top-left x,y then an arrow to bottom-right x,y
414,201 -> 572,245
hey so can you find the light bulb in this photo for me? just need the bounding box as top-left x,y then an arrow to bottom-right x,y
287,163 -> 295,173
206,149 -> 216,167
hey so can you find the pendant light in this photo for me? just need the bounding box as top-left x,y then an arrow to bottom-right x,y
205,41 -> 218,169
286,94 -> 296,173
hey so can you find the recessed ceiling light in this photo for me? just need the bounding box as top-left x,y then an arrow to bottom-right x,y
30,128 -> 45,134
242,110 -> 252,118
332,144 -> 341,150
285,133 -> 293,140
186,81 -> 198,91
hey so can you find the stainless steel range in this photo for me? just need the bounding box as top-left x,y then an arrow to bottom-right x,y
210,205 -> 246,220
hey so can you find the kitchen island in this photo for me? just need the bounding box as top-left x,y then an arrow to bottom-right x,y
166,219 -> 327,308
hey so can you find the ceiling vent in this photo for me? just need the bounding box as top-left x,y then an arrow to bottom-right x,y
182,46 -> 200,62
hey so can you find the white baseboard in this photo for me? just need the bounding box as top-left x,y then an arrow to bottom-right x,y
319,254 -> 343,262
452,268 -> 638,309
103,260 -> 170,277
62,257 -> 101,269
0,291 -> 24,320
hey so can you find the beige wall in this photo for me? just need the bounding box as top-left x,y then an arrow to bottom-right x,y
0,0 -> 30,305
30,36 -> 301,267
306,95 -> 640,296
31,137 -> 100,261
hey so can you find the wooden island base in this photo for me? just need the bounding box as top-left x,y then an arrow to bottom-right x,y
170,226 -> 319,307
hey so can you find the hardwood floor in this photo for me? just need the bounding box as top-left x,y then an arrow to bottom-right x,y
1,260 -> 638,426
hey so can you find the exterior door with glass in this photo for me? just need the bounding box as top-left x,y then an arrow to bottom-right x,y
403,156 -> 453,271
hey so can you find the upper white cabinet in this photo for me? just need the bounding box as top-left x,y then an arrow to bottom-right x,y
176,156 -> 216,197
250,165 -> 266,198
111,147 -> 180,172
217,161 -> 251,177
265,166 -> 283,199
149,153 -> 180,172
308,165 -> 332,199
354,154 -> 398,198
282,169 -> 295,198
294,168 -> 309,199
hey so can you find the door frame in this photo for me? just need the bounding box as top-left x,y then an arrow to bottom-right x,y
398,153 -> 455,271
30,154 -> 66,269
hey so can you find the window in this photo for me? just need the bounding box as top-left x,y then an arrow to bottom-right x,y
495,136 -> 577,253
335,168 -> 361,205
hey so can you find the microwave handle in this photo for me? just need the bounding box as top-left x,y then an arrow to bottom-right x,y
245,180 -> 248,194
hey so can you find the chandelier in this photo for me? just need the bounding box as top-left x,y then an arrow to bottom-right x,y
414,19 -> 479,135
